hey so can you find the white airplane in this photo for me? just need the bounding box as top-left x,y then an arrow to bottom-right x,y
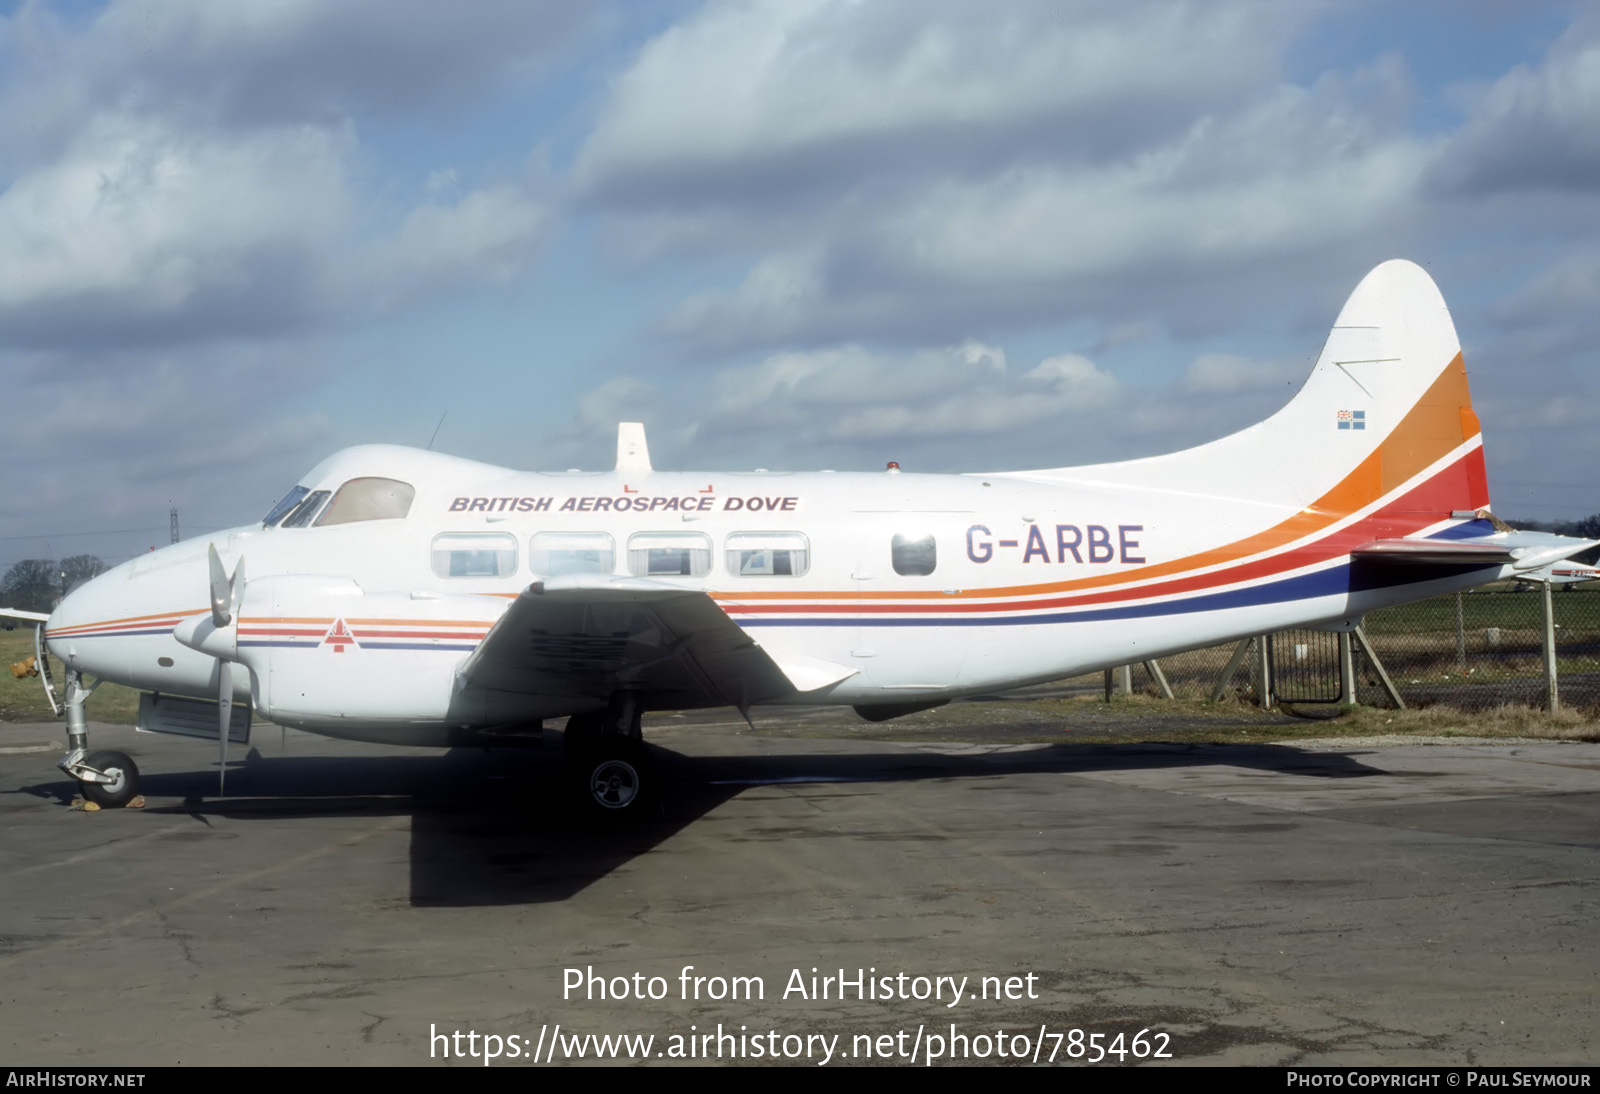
8,259 -> 1595,816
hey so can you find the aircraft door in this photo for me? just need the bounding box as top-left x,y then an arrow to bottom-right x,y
852,518 -> 965,690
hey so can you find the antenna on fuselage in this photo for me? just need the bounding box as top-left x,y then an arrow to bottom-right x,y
616,422 -> 651,474
426,412 -> 448,451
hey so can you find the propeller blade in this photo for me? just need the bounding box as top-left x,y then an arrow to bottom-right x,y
230,556 -> 246,616
208,544 -> 232,628
218,659 -> 232,797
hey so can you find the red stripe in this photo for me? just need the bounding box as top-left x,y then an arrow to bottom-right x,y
351,629 -> 492,639
725,450 -> 1482,618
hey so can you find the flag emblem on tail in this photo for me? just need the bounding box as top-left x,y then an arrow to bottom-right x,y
1337,410 -> 1366,430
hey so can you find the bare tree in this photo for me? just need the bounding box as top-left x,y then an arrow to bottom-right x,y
1,559 -> 61,615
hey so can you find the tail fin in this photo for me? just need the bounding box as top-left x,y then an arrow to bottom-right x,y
1278,257 -> 1488,521
1021,259 -> 1489,530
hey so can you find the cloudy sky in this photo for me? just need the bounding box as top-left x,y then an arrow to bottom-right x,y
2,0 -> 1597,573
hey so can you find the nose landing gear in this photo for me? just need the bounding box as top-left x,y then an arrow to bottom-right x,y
56,669 -> 144,809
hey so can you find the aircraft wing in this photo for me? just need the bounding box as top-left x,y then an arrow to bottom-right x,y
456,575 -> 850,710
1,608 -> 50,622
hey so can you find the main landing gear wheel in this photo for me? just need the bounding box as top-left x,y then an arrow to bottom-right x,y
79,750 -> 141,809
576,741 -> 656,821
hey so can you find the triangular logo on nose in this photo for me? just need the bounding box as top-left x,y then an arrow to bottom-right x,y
323,619 -> 357,653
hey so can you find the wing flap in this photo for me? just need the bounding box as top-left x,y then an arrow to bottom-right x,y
457,576 -> 800,709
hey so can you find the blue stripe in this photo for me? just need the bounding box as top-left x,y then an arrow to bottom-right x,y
62,627 -> 177,638
1430,519 -> 1498,541
737,562 -> 1492,628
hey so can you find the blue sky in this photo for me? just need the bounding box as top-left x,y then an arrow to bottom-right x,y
1,0 -> 1596,574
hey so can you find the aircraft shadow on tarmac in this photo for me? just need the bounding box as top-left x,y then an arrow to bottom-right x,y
21,740 -> 1386,907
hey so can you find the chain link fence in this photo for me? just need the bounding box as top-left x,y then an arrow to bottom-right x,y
1078,582 -> 1600,713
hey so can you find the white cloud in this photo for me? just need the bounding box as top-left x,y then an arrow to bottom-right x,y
1427,13 -> 1600,196
578,0 -> 1319,200
363,177 -> 554,307
0,112 -> 350,340
652,73 -> 1431,351
549,340 -> 1129,474
0,0 -> 604,155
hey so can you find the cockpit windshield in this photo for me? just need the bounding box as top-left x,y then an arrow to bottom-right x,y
316,477 -> 415,526
262,486 -> 310,527
261,477 -> 414,529
280,490 -> 331,528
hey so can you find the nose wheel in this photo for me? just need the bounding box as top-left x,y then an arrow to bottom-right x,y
78,750 -> 142,809
55,668 -> 143,809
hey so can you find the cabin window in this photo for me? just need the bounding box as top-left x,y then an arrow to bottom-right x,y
530,532 -> 616,576
431,532 -> 517,578
262,485 -> 310,527
725,532 -> 810,577
627,532 -> 712,578
891,532 -> 937,576
279,490 -> 332,528
317,477 -> 415,526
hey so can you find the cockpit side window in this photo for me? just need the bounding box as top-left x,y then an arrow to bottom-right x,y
262,486 -> 310,527
280,490 -> 332,528
316,477 -> 416,526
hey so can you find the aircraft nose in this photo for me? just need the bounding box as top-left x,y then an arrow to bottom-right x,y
44,574 -> 111,668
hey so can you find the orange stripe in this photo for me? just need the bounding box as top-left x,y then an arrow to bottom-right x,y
51,606 -> 207,630
716,353 -> 1479,603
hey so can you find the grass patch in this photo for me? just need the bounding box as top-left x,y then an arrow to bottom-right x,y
1290,700 -> 1600,742
0,628 -> 140,725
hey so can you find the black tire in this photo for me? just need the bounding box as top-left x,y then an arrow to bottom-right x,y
576,740 -> 655,820
80,750 -> 140,809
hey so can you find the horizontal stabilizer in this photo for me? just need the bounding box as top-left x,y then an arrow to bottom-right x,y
1,608 -> 50,622
1354,529 -> 1599,572
1352,540 -> 1516,566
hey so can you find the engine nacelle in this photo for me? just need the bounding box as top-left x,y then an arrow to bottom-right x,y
234,575 -> 506,729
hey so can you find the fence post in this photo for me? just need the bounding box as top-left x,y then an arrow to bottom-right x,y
1455,592 -> 1466,671
1339,631 -> 1357,707
1210,638 -> 1255,702
1541,579 -> 1560,713
1255,635 -> 1274,709
1352,625 -> 1406,709
1144,659 -> 1175,700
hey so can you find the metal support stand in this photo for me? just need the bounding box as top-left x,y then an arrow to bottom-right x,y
1143,660 -> 1174,700
1102,668 -> 1114,703
1118,664 -> 1133,696
1339,631 -> 1357,707
1209,638 -> 1255,702
1352,626 -> 1405,709
1541,579 -> 1560,713
1254,635 -> 1274,709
